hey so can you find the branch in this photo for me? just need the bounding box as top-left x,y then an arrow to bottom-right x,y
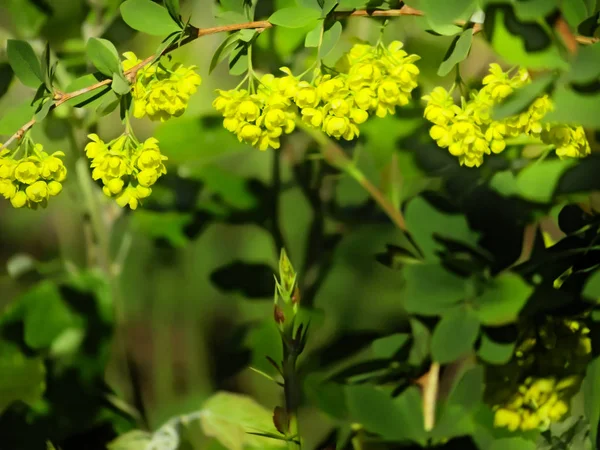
2,4 -> 597,149
297,121 -> 407,231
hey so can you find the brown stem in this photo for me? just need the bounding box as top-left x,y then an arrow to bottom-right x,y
297,121 -> 407,231
2,5 -> 597,149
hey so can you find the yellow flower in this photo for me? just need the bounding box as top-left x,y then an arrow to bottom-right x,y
238,124 -> 262,144
238,100 -> 261,122
295,82 -> 320,109
48,181 -> 63,196
137,169 -> 159,187
40,151 -> 67,181
0,179 -> 17,199
85,134 -> 107,160
520,411 -> 541,431
301,108 -> 323,127
494,408 -> 521,431
10,191 -> 27,208
25,180 -> 49,203
14,161 -> 40,185
548,400 -> 568,421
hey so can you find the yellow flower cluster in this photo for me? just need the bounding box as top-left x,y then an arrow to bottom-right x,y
423,63 -> 591,167
212,70 -> 297,151
123,52 -> 202,122
85,133 -> 167,209
485,317 -> 591,432
213,41 -> 420,149
493,376 -> 576,431
0,144 -> 66,209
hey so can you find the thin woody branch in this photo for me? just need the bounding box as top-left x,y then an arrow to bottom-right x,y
1,5 -> 598,149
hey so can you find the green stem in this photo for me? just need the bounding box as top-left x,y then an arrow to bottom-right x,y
282,329 -> 301,450
297,121 -> 407,231
76,157 -> 145,426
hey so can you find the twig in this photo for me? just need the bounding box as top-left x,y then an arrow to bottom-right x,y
297,121 -> 407,231
2,5 -> 597,150
555,16 -> 578,54
417,362 -> 440,432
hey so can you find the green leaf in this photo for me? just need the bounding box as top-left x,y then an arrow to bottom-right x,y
478,333 -> 515,364
562,0 -> 589,27
409,318 -> 431,365
229,43 -> 248,76
304,375 -> 348,420
64,74 -> 113,108
345,385 -> 426,444
96,93 -> 121,117
493,72 -> 555,120
323,0 -> 338,15
239,29 -> 257,42
583,271 -> 600,303
490,438 -> 536,450
437,28 -> 474,77
338,0 -> 368,8
371,333 -> 410,359
513,0 -> 558,20
199,391 -> 286,450
0,100 -> 35,135
164,0 -> 181,25
420,0 -> 476,28
20,281 -> 77,349
34,98 -> 53,122
111,72 -> 131,95
269,7 -> 322,28
473,273 -> 533,326
403,263 -> 466,315
210,33 -> 241,74
6,253 -> 37,279
305,22 -> 322,47
405,196 -> 479,261
516,158 -> 576,203
86,38 -> 122,77
583,356 -> 600,447
488,8 -> 568,70
0,341 -> 45,413
187,166 -> 257,210
297,0 -> 321,10
431,307 -> 480,364
432,366 -> 484,439
321,21 -> 342,58
7,39 -> 44,88
545,85 -> 600,128
490,170 -> 520,197
567,42 -> 600,83
120,0 -> 182,35
131,211 -> 193,248
220,0 -> 245,14
108,430 -> 152,450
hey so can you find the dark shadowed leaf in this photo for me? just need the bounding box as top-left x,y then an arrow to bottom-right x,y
431,307 -> 480,363
0,341 -> 45,413
473,273 -> 533,326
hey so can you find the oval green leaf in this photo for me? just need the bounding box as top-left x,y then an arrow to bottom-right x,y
7,39 -> 44,88
86,38 -> 122,77
120,0 -> 182,36
269,6 -> 322,28
431,307 -> 480,364
437,28 -> 474,76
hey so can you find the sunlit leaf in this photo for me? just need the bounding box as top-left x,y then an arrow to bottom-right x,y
120,0 -> 182,36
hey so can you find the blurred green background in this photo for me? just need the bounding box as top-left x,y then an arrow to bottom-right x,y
0,0 -> 510,448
